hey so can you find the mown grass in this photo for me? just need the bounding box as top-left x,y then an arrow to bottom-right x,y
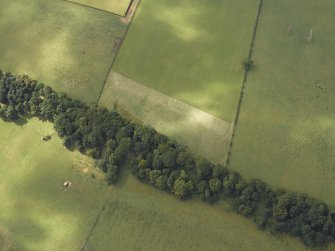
0,0 -> 126,104
0,119 -> 109,250
99,72 -> 233,164
113,0 -> 258,121
67,0 -> 132,16
230,0 -> 335,208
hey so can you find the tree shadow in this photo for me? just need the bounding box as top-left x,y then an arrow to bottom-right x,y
14,117 -> 28,126
1,116 -> 27,126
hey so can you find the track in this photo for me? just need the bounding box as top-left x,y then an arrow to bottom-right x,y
95,0 -> 141,105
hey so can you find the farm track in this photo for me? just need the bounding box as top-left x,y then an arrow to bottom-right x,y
226,0 -> 264,166
96,0 -> 141,105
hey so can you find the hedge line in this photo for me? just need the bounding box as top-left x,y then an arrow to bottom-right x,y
0,70 -> 334,247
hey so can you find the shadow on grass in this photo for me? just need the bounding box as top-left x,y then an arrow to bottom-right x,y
114,0 -> 259,121
0,119 -> 109,250
0,0 -> 127,104
1,116 -> 28,126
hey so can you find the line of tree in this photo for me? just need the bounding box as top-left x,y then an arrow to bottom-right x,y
0,69 -> 334,248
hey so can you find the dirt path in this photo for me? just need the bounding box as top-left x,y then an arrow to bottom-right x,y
95,0 -> 140,105
121,0 -> 140,24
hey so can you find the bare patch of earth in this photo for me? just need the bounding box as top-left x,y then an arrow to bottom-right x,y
121,0 -> 140,24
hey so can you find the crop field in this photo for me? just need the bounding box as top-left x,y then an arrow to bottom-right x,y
112,0 -> 259,121
0,0 -> 127,103
66,0 -> 132,16
85,171 -> 308,251
229,0 -> 335,207
0,119 -> 109,250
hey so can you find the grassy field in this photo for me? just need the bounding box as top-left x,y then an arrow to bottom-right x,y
229,0 -> 335,208
113,0 -> 259,121
99,72 -> 234,164
2,0 -> 335,249
0,118 -> 109,250
0,118 -> 314,251
0,0 -> 126,104
67,0 -> 132,16
86,170 -> 310,251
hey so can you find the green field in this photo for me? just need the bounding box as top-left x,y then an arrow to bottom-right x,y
99,72 -> 234,164
229,0 -> 335,207
67,0 -> 132,16
113,0 -> 259,121
0,0 -> 126,103
2,0 -> 335,249
86,170 -> 309,251
0,119 -> 109,250
0,119 -> 314,251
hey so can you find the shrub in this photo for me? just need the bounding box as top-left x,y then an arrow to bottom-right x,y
242,58 -> 254,71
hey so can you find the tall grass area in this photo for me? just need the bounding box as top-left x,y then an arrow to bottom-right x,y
230,0 -> 335,207
113,0 -> 258,121
0,0 -> 126,103
0,119 -> 108,250
86,171 -> 307,251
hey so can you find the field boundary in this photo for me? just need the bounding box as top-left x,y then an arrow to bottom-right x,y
64,0 -> 130,17
80,204 -> 107,251
96,0 -> 141,105
226,0 -> 263,166
125,0 -> 135,16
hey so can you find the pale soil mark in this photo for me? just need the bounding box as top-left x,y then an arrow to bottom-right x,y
99,71 -> 234,164
121,0 -> 140,24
